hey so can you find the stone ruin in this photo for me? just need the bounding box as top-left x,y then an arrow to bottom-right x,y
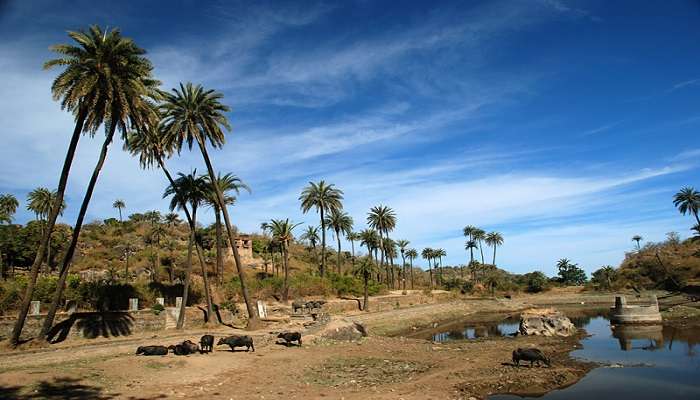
518,308 -> 576,337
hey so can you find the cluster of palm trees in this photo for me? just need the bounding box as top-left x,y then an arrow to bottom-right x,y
10,25 -> 262,345
673,186 -> 700,237
420,248 -> 446,287
463,226 -> 503,274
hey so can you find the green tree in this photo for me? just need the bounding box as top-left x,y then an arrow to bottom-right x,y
204,172 -> 250,284
17,26 -> 160,346
463,225 -> 478,266
0,194 -> 19,224
591,265 -> 617,290
299,181 -> 344,277
434,248 -> 446,284
164,171 -> 211,328
301,225 -> 320,265
464,240 -> 478,279
405,248 -> 418,289
346,231 -> 358,268
485,232 -> 504,267
673,186 -> 700,225
352,256 -> 377,311
113,199 -> 126,222
359,229 -> 380,280
556,258 -> 587,285
268,218 -> 302,301
367,205 -> 396,287
324,209 -> 353,275
27,188 -> 66,271
422,248 -> 434,288
396,239 -> 410,292
160,82 -> 259,328
472,228 -> 486,265
631,235 -> 643,250
525,271 -> 548,293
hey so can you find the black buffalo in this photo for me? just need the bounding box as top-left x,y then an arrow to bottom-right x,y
512,348 -> 550,367
200,335 -> 214,353
292,300 -> 306,313
136,345 -> 168,356
277,331 -> 302,347
169,340 -> 199,356
217,335 -> 255,352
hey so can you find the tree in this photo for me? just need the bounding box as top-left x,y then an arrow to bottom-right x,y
405,248 -> 418,289
113,199 -> 126,222
301,225 -> 320,265
384,238 -> 397,287
591,265 -> 617,290
396,239 -> 410,292
204,172 -> 250,283
299,181 -> 344,277
525,271 -> 548,293
463,225 -> 478,266
632,235 -> 643,250
485,232 -> 504,267
673,186 -> 700,225
164,171 -> 211,328
165,212 -> 181,227
556,258 -> 587,285
268,218 -> 302,301
359,229 -> 379,280
16,25 -> 160,346
160,82 -> 259,328
27,188 -> 66,271
422,248 -> 434,288
472,228 -> 486,265
464,240 -> 478,279
324,209 -> 353,275
367,205 -> 396,287
0,194 -> 19,224
352,256 -> 377,312
347,231 -> 358,267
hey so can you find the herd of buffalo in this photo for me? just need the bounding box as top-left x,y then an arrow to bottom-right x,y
135,332 -> 303,356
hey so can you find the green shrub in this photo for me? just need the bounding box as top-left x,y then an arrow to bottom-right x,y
525,271 -> 549,293
152,303 -> 165,315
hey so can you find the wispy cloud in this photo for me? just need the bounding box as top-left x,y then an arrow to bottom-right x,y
581,120 -> 623,136
669,78 -> 700,92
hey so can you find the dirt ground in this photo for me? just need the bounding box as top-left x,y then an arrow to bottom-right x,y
0,289 -> 668,399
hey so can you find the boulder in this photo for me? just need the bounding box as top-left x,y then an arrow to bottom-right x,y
315,318 -> 368,341
518,308 -> 576,337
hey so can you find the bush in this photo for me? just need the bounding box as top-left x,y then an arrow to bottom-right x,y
525,271 -> 549,293
152,303 -> 165,315
443,278 -> 473,294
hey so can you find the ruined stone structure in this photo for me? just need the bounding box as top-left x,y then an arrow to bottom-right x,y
610,295 -> 662,324
225,234 -> 255,264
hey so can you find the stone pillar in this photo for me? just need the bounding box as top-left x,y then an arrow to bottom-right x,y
156,297 -> 165,306
257,300 -> 267,319
614,296 -> 626,309
67,302 -> 77,313
175,297 -> 183,309
30,301 -> 40,315
129,298 -> 138,311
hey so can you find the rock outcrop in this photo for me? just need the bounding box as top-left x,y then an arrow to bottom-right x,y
518,308 -> 576,337
312,317 -> 368,341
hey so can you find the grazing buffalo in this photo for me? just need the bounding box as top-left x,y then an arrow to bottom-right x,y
512,348 -> 550,367
305,300 -> 326,310
217,335 -> 255,352
292,300 -> 306,313
277,331 -> 302,347
136,345 -> 168,356
200,335 -> 214,353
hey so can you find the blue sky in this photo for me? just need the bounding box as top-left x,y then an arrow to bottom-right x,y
1,0 -> 699,276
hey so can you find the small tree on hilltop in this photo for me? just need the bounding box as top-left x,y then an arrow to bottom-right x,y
556,258 -> 587,285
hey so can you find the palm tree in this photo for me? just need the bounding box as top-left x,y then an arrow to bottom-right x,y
463,225 -> 478,266
435,248 -> 446,284
299,181 -> 344,277
359,229 -> 380,280
405,248 -> 418,289
396,240 -> 410,292
300,225 -> 320,263
27,188 -> 66,272
16,25 -> 160,346
367,205 -> 397,287
204,172 -> 250,283
268,218 -> 302,301
472,228 -> 486,265
165,212 -> 181,227
347,231 -> 358,267
160,82 -> 258,328
485,232 -> 504,267
464,240 -> 479,279
164,171 -> 211,329
631,234 -> 643,250
0,194 -> 19,224
422,248 -> 434,288
352,256 -> 376,311
325,209 -> 353,275
113,199 -> 126,222
673,187 -> 700,225
384,238 -> 398,287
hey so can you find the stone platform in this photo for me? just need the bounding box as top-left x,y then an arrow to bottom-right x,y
610,295 -> 662,324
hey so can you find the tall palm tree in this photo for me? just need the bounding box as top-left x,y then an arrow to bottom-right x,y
113,199 -> 126,222
0,194 -> 19,224
631,234 -> 643,250
485,232 -> 504,267
204,172 -> 250,283
463,225 -> 478,266
435,248 -> 446,284
353,256 -> 376,312
347,231 -> 358,268
396,240 -> 410,292
300,225 -> 320,262
384,238 -> 398,287
405,248 -> 418,289
359,229 -> 379,280
472,228 -> 486,265
367,205 -> 396,287
160,82 -> 258,328
422,248 -> 434,289
268,218 -> 302,301
299,181 -> 344,277
673,187 -> 700,225
27,188 -> 66,272
16,25 -> 160,346
164,171 -> 211,329
465,240 -> 479,279
325,209 -> 353,275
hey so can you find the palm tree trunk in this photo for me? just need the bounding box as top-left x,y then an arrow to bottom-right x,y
335,229 -> 342,275
479,242 -> 485,265
428,259 -> 433,289
118,208 -> 122,222
378,231 -> 386,285
283,243 -> 289,302
40,120 -> 115,340
350,239 -> 355,269
320,208 -> 326,277
199,232 -> 213,323
196,137 -> 258,328
492,246 -> 497,267
215,208 -> 223,284
363,270 -> 369,312
12,108 -> 87,346
401,253 -> 407,292
410,258 -> 414,289
178,230 -> 194,329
